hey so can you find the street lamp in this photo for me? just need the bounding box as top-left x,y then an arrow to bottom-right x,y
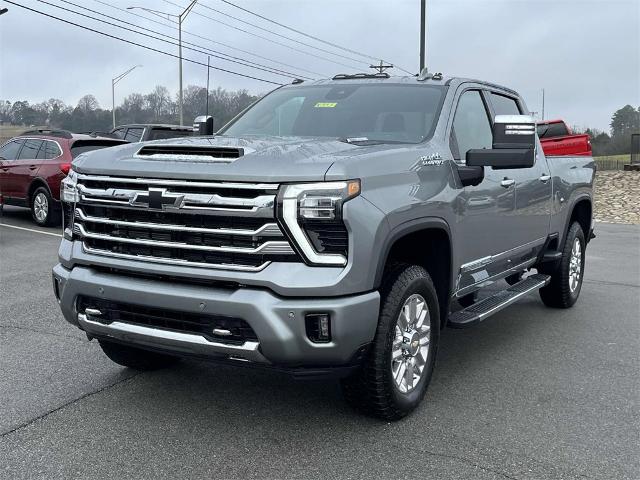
127,0 -> 197,126
0,8 -> 8,15
112,65 -> 142,129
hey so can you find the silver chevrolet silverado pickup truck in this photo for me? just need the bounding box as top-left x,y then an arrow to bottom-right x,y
53,73 -> 595,419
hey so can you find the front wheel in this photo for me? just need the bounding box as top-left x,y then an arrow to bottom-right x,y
341,263 -> 440,420
539,222 -> 586,308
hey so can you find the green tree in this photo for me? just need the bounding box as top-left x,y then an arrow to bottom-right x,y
610,105 -> 640,137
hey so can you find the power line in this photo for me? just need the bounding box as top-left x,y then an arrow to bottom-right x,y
186,0 -> 371,68
34,0 -> 304,81
160,0 -> 361,71
214,0 -> 414,75
4,1 -> 282,86
89,0 -> 324,78
48,0 -> 315,80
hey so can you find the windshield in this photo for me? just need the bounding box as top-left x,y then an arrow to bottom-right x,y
221,84 -> 447,144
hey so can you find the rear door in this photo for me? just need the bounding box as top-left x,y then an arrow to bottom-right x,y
450,88 -> 518,292
12,139 -> 45,199
0,139 -> 25,198
487,91 -> 552,253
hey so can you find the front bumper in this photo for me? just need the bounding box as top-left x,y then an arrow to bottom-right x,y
53,264 -> 380,368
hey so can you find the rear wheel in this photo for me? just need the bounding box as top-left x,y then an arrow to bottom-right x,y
30,186 -> 60,227
99,340 -> 180,371
341,263 -> 440,420
539,222 -> 586,308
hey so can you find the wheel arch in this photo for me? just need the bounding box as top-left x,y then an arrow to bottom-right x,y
565,195 -> 592,245
27,177 -> 53,206
375,218 -> 453,327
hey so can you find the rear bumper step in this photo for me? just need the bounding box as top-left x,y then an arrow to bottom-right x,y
449,273 -> 551,328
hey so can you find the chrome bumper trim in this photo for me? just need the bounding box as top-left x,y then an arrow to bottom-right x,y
78,313 -> 269,363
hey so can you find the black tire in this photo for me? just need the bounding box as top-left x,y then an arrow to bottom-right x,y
30,186 -> 61,227
539,222 -> 586,308
99,340 -> 180,371
341,263 -> 440,420
505,271 -> 524,286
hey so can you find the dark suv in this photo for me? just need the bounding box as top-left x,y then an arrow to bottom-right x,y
0,129 -> 126,226
109,124 -> 194,143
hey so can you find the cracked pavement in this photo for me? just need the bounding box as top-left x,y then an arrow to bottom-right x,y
0,206 -> 638,480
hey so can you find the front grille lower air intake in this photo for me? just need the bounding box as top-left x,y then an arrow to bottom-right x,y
135,145 -> 244,162
72,174 -> 299,271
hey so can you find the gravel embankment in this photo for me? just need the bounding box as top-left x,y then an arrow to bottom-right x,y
594,171 -> 640,224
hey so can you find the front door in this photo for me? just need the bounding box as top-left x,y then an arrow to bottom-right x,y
11,139 -> 45,200
0,138 -> 26,199
450,89 -> 518,293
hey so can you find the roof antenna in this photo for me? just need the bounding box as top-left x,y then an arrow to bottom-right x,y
417,67 -> 443,81
369,60 -> 393,74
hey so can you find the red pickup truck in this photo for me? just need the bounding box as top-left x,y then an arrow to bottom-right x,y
536,119 -> 592,156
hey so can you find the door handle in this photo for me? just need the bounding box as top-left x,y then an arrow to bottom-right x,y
500,178 -> 515,188
539,174 -> 551,183
29,165 -> 38,170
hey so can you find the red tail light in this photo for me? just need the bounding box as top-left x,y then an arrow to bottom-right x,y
59,163 -> 72,175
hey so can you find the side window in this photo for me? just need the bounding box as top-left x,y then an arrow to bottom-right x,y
17,139 -> 44,160
44,141 -> 62,159
36,142 -> 47,159
111,128 -> 126,139
0,139 -> 24,161
452,90 -> 492,162
490,93 -> 521,116
124,128 -> 144,142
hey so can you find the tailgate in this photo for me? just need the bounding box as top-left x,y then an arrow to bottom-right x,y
540,134 -> 591,156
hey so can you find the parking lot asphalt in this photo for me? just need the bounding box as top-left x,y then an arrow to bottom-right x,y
0,205 -> 638,480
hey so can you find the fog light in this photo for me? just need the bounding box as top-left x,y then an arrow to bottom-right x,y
305,313 -> 331,343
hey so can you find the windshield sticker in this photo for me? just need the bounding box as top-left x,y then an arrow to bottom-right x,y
314,102 -> 338,108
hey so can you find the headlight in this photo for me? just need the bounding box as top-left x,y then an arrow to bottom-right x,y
60,168 -> 79,203
278,180 -> 360,266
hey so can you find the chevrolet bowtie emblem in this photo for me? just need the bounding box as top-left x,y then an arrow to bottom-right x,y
130,188 -> 185,210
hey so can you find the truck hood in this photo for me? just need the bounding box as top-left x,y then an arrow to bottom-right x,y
72,135 -> 361,183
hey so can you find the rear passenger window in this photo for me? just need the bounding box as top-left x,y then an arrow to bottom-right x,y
44,141 -> 62,159
452,90 -> 493,162
0,139 -> 24,160
490,93 -> 521,116
124,128 -> 144,142
17,139 -> 44,160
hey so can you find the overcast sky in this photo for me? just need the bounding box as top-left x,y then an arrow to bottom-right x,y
1,0 -> 638,131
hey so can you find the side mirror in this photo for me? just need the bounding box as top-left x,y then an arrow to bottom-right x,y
193,115 -> 215,135
466,115 -> 536,169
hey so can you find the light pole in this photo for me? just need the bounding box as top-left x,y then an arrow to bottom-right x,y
128,1 -> 197,126
419,0 -> 426,72
112,65 -> 142,129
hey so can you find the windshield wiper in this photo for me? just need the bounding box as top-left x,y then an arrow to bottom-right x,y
339,137 -> 408,146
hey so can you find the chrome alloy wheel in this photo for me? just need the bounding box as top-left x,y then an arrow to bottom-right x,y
391,294 -> 430,393
568,238 -> 582,293
33,192 -> 49,222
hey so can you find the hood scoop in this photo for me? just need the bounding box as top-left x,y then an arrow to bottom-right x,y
135,145 -> 250,163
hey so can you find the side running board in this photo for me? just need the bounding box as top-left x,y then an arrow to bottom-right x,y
448,273 -> 551,328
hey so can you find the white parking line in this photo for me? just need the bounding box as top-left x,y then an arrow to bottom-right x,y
0,223 -> 62,238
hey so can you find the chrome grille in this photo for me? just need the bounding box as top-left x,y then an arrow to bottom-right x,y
73,174 -> 297,271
